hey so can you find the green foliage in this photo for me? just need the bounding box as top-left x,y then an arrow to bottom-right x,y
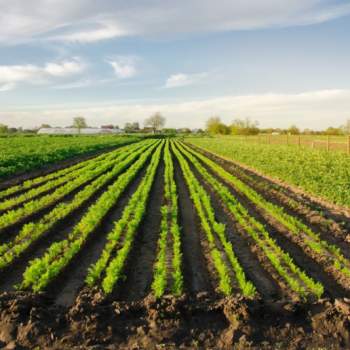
188,137 -> 350,208
184,141 -> 350,292
0,135 -> 140,179
172,141 -> 255,297
0,141 -> 154,271
21,140 -> 160,291
151,140 -> 183,298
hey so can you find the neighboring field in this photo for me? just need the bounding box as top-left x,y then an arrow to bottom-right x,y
188,136 -> 350,208
0,138 -> 349,348
0,135 -> 140,179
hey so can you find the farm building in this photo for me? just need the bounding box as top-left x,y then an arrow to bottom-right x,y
37,128 -> 124,135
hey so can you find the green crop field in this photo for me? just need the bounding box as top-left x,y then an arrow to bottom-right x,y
0,135 -> 140,179
0,137 -> 349,348
188,136 -> 350,208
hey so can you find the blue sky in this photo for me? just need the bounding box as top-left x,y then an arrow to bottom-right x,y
0,0 -> 350,129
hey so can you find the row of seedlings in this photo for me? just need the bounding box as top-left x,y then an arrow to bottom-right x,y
0,149 -> 110,200
195,145 -> 349,243
182,142 -> 350,291
20,141 -> 161,292
0,141 -> 151,232
151,140 -> 183,297
86,141 -> 164,294
0,140 -> 157,270
178,141 -> 324,299
0,143 -> 135,212
171,141 -> 256,297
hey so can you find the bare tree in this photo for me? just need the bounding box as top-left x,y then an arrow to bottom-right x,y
73,117 -> 87,134
144,113 -> 166,133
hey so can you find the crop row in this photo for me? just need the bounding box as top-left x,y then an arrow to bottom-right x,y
0,141 -> 150,232
0,135 -> 140,179
86,141 -> 163,294
183,142 -> 350,290
151,140 -> 183,297
177,142 -> 324,299
21,140 -> 161,291
171,141 -> 256,296
0,144 -> 131,212
0,140 -> 157,271
187,137 -> 350,207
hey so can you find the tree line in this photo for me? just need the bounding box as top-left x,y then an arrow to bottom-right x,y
0,113 -> 167,134
206,117 -> 350,136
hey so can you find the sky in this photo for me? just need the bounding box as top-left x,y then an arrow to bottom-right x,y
0,0 -> 350,130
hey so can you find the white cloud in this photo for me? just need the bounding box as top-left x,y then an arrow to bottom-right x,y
1,89 -> 350,130
0,83 -> 15,92
50,22 -> 125,43
0,58 -> 85,89
165,72 -> 207,88
109,57 -> 137,79
0,1 -> 350,44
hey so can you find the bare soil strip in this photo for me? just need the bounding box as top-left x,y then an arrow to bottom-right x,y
0,291 -> 349,349
173,156 -> 213,294
116,160 -> 165,301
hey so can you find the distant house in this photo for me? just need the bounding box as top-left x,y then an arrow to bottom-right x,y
38,128 -> 124,135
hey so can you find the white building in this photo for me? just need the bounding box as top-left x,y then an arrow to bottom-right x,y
37,128 -> 124,135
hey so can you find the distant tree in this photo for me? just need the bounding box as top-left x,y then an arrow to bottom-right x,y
288,125 -> 300,135
324,127 -> 344,136
144,112 -> 166,133
0,123 -> 8,134
124,122 -> 140,133
73,117 -> 87,133
8,127 -> 18,134
206,117 -> 230,135
40,124 -> 51,129
230,118 -> 259,135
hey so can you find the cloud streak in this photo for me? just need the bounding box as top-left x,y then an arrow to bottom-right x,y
0,58 -> 85,90
1,1 -> 350,44
165,72 -> 207,88
108,57 -> 137,79
1,89 -> 349,129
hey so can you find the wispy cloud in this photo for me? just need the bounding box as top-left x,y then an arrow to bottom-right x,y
165,72 -> 207,88
0,58 -> 85,90
1,89 -> 350,130
1,1 -> 350,45
50,21 -> 125,43
108,57 -> 137,79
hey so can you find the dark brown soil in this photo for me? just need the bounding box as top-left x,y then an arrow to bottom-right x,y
116,159 -> 165,301
0,290 -> 349,349
173,156 -> 213,294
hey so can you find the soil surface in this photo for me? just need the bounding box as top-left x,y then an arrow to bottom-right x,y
0,290 -> 349,349
1,142 -> 350,349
